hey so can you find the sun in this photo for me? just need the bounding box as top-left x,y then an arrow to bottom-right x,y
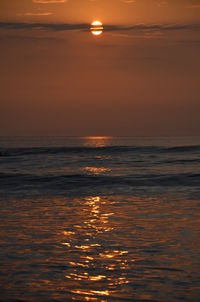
91,20 -> 103,27
90,20 -> 103,36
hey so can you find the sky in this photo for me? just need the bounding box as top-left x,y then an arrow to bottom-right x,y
0,0 -> 200,136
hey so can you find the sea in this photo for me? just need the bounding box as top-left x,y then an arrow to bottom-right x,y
0,136 -> 200,302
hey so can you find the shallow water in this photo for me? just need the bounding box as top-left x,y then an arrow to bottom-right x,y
0,137 -> 200,301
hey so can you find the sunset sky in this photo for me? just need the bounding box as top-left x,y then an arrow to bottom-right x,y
0,0 -> 200,136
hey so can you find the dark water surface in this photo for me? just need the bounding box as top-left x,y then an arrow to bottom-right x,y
0,137 -> 200,301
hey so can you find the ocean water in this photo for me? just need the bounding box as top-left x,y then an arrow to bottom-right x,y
0,136 -> 200,301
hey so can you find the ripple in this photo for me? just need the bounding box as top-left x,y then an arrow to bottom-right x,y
0,195 -> 200,302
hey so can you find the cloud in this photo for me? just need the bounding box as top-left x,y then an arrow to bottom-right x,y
17,12 -> 53,16
0,21 -> 199,33
120,0 -> 136,3
0,22 -> 87,31
32,0 -> 67,3
156,1 -> 168,7
105,23 -> 200,32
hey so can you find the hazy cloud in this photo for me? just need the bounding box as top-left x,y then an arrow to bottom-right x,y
120,0 -> 136,3
0,21 -> 199,33
32,0 -> 67,3
17,12 -> 53,16
0,22 -> 87,31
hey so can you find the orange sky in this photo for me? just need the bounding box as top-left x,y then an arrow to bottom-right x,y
0,0 -> 200,135
1,0 -> 200,23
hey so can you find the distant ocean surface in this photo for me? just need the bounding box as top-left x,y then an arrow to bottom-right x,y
0,137 -> 200,302
1,136 -> 200,198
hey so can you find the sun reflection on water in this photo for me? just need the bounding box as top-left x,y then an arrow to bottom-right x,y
83,136 -> 112,148
61,196 -> 131,300
83,166 -> 111,175
2,195 -> 198,301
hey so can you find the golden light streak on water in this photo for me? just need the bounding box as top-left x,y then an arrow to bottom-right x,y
59,195 -> 131,300
71,289 -> 110,296
61,242 -> 71,247
83,166 -> 111,175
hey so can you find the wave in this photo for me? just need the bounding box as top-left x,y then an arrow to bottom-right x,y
1,172 -> 200,189
165,145 -> 200,153
1,145 -> 200,157
160,158 -> 200,164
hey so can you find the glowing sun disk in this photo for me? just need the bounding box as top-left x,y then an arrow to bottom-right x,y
92,30 -> 103,36
92,20 -> 102,26
90,20 -> 103,36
